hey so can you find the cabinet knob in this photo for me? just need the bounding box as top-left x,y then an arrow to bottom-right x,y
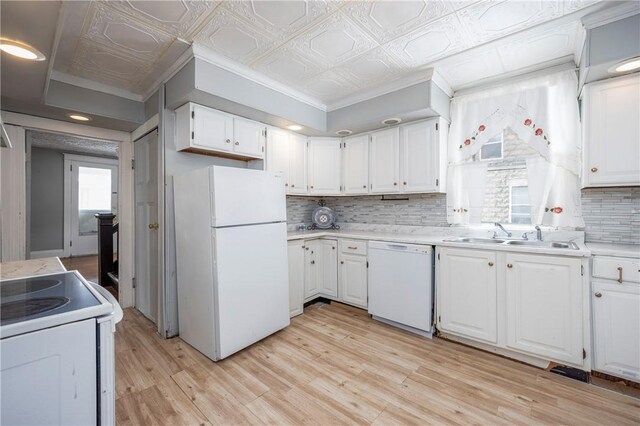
507,263 -> 513,268
310,260 -> 315,265
332,246 -> 335,250
291,184 -> 295,188
594,292 -> 602,298
488,262 -> 494,267
310,185 -> 314,189
226,139 -> 231,144
393,182 -> 398,186
235,141 -> 240,145
591,167 -> 598,173
403,181 -> 407,185
285,183 -> 288,187
363,185 -> 366,189
340,261 -> 344,264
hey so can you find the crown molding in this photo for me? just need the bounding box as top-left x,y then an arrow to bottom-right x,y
191,43 -> 327,111
326,70 -> 436,112
581,1 -> 639,29
49,70 -> 144,101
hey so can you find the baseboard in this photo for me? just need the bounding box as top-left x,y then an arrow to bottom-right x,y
30,249 -> 66,259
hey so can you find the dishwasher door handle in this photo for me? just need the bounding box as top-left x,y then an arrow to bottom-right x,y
387,244 -> 409,250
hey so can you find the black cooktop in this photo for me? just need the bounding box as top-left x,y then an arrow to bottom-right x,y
0,272 -> 101,325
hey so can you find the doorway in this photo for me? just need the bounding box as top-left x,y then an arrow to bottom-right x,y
134,130 -> 159,323
63,154 -> 118,257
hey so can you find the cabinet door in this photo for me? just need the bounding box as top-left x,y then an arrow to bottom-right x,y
308,138 -> 341,195
592,281 -> 640,381
438,248 -> 497,344
266,127 -> 290,190
304,240 -> 319,299
289,133 -> 308,194
343,134 -> 369,195
370,128 -> 400,193
339,253 -> 368,308
0,319 -> 97,426
233,117 -> 265,158
319,239 -> 338,297
505,253 -> 583,365
192,104 -> 233,152
584,74 -> 640,187
401,119 -> 439,192
288,240 -> 305,317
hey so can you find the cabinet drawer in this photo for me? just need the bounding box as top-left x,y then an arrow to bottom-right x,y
593,256 -> 640,284
340,239 -> 367,256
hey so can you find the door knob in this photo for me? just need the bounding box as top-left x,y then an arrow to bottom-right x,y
148,223 -> 159,230
594,292 -> 602,298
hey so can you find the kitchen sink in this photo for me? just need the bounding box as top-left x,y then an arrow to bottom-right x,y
505,240 -> 579,250
444,237 -> 580,250
446,237 -> 505,244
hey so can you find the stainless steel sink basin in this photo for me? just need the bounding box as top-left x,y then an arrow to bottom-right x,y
445,237 -> 505,244
505,240 -> 579,250
445,237 -> 580,250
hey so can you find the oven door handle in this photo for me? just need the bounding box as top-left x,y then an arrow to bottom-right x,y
89,281 -> 124,324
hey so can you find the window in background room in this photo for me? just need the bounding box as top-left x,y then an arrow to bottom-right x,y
509,185 -> 531,224
78,166 -> 112,235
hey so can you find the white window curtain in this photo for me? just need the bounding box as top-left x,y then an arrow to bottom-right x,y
446,70 -> 584,228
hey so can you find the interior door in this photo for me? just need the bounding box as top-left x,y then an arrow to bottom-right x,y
134,130 -> 159,323
67,156 -> 118,257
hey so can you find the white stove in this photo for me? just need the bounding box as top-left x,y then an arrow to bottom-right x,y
0,271 -> 122,425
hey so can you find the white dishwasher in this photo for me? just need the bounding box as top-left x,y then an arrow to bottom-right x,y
368,241 -> 434,337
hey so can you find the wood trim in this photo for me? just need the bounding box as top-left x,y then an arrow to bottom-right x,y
0,124 -> 26,261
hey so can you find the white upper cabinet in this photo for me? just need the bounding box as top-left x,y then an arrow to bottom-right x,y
369,128 -> 400,193
233,117 -> 265,158
266,127 -> 291,190
583,73 -> 640,187
289,133 -> 308,195
342,134 -> 369,195
308,138 -> 341,195
504,253 -> 583,365
175,102 -> 265,159
401,118 -> 446,193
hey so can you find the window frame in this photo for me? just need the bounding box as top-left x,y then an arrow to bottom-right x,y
479,132 -> 504,161
509,183 -> 532,225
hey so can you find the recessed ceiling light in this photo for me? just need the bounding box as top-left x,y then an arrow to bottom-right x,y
336,129 -> 353,136
608,57 -> 640,73
287,124 -> 302,131
381,117 -> 402,126
67,113 -> 91,122
0,37 -> 45,61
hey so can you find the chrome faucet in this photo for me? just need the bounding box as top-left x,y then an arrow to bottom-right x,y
535,225 -> 543,241
493,222 -> 512,238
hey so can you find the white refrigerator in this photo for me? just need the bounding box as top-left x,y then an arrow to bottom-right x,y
173,165 -> 290,361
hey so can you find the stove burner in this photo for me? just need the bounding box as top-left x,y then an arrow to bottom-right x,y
1,297 -> 70,322
0,279 -> 62,298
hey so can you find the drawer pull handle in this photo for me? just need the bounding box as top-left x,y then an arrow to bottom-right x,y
595,292 -> 602,298
348,246 -> 358,250
507,263 -> 513,268
617,266 -> 623,283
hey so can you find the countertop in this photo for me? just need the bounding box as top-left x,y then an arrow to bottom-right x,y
287,229 -> 591,257
0,257 -> 66,280
585,242 -> 640,258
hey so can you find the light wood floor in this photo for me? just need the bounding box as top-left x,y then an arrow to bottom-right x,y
115,303 -> 640,426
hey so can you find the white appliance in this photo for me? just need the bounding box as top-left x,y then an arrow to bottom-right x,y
368,241 -> 434,337
0,271 -> 123,425
173,165 -> 290,361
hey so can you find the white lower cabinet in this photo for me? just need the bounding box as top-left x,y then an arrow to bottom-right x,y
437,247 -> 587,367
339,239 -> 368,308
592,275 -> 640,382
438,247 -> 498,344
318,239 -> 338,297
287,240 -> 305,318
505,253 -> 583,365
304,240 -> 320,299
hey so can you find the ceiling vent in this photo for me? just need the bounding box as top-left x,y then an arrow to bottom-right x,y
335,129 -> 353,136
381,117 -> 402,126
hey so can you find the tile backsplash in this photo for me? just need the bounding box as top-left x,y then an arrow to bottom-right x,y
581,187 -> 640,244
287,187 -> 639,245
